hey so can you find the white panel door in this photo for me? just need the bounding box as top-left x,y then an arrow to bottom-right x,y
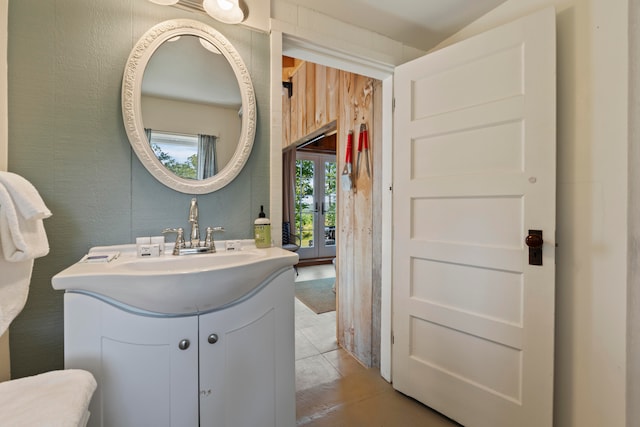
392,8 -> 556,427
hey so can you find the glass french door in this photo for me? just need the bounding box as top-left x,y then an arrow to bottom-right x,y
295,152 -> 337,260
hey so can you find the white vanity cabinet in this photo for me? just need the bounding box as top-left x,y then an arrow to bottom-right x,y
197,270 -> 296,427
64,269 -> 296,427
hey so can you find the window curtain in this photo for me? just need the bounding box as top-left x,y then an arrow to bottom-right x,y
197,134 -> 218,179
282,147 -> 296,224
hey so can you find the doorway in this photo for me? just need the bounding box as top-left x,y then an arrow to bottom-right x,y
283,52 -> 383,383
295,151 -> 337,261
276,37 -> 392,380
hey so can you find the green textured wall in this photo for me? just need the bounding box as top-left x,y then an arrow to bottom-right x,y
7,0 -> 270,377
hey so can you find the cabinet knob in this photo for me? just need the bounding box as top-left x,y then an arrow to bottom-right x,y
208,333 -> 219,344
178,339 -> 190,350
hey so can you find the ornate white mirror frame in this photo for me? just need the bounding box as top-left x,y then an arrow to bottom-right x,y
122,19 -> 256,194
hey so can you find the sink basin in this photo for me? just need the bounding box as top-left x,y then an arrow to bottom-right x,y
118,251 -> 263,273
52,242 -> 299,315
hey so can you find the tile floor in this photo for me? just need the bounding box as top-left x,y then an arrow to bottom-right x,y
295,265 -> 461,427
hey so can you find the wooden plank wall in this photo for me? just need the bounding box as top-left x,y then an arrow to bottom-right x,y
282,59 -> 380,368
282,84 -> 290,147
336,71 -> 378,367
290,62 -> 304,143
305,63 -> 315,132
326,67 -> 339,124
282,60 -> 339,150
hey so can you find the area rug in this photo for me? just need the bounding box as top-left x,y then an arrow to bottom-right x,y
295,278 -> 336,314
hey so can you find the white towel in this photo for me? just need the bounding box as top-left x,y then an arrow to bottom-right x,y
0,258 -> 33,336
0,369 -> 97,427
0,173 -> 51,334
0,173 -> 51,262
0,172 -> 52,220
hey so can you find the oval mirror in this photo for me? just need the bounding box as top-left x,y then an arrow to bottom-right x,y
122,19 -> 256,194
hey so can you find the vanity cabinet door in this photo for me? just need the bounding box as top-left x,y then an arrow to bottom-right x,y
198,270 -> 296,427
64,293 -> 199,427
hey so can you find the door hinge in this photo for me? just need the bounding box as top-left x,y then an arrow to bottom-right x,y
392,333 -> 394,345
392,97 -> 396,112
388,185 -> 393,192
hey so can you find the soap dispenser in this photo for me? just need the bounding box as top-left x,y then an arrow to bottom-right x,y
254,205 -> 271,248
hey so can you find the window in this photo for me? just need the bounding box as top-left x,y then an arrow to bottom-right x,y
148,131 -> 199,180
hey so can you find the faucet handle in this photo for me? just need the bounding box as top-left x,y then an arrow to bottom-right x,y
204,227 -> 224,252
162,227 -> 186,253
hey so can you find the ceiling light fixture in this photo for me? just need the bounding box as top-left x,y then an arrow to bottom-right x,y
148,0 -> 246,25
199,38 -> 222,54
148,0 -> 179,5
202,0 -> 245,24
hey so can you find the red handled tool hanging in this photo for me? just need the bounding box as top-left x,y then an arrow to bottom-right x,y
356,127 -> 363,177
341,130 -> 354,191
362,123 -> 371,177
356,123 -> 371,178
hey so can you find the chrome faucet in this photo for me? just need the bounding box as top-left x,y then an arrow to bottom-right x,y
188,198 -> 200,247
163,198 -> 224,255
